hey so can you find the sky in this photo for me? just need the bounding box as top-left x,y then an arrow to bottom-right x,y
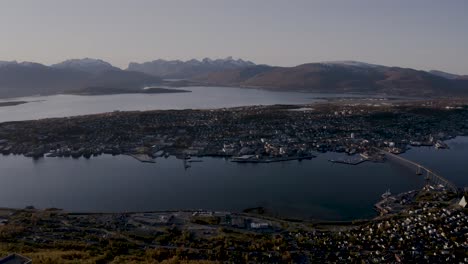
0,0 -> 467,74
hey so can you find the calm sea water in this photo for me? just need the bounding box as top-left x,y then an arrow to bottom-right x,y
0,139 -> 465,221
0,152 -> 423,221
0,86 -> 388,122
401,137 -> 468,187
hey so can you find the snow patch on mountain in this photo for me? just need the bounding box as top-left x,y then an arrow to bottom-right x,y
321,60 -> 383,68
52,58 -> 120,73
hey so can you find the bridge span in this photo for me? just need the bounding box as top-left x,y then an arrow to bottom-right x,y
376,149 -> 458,193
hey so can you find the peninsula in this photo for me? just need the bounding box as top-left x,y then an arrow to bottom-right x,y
0,101 -> 28,107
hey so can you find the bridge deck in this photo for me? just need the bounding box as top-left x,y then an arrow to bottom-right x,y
376,149 -> 458,192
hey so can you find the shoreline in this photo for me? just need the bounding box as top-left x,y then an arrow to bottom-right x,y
0,185 -> 455,225
0,101 -> 28,107
1,135 -> 461,163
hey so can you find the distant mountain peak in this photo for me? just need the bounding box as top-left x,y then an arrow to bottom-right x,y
320,60 -> 383,68
51,58 -> 120,74
0,60 -> 44,68
0,60 -> 17,67
127,57 -> 256,78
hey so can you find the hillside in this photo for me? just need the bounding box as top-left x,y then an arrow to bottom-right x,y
0,61 -> 162,98
51,58 -> 120,74
193,62 -> 468,97
1,59 -> 467,98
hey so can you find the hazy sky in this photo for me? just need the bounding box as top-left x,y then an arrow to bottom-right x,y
0,0 -> 467,74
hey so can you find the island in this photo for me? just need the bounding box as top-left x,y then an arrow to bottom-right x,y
68,87 -> 191,96
0,98 -> 467,162
0,101 -> 28,107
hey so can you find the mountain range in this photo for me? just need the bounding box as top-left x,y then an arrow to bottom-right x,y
0,59 -> 162,98
193,61 -> 468,97
127,57 -> 255,78
0,58 -> 467,99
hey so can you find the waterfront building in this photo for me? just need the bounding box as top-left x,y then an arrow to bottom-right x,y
459,196 -> 467,208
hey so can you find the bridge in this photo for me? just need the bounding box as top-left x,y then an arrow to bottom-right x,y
376,148 -> 458,193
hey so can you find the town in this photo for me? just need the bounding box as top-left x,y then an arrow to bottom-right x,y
0,99 -> 467,164
0,184 -> 466,263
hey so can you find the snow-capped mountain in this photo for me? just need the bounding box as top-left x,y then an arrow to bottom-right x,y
320,60 -> 384,68
127,57 -> 255,78
1,57 -> 467,98
51,58 -> 120,74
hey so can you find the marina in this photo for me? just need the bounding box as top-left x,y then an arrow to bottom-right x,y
374,189 -> 419,215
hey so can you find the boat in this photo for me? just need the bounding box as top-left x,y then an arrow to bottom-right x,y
381,189 -> 391,199
45,152 -> 57,157
435,141 -> 448,149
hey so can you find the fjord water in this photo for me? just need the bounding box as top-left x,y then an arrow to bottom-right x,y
0,86 -> 385,123
0,152 -> 422,221
1,137 -> 467,220
401,136 -> 468,187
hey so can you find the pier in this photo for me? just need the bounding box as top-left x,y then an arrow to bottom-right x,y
127,154 -> 156,163
377,148 -> 458,193
328,157 -> 367,165
231,155 -> 316,163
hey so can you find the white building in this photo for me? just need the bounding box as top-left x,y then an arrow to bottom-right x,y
459,196 -> 467,208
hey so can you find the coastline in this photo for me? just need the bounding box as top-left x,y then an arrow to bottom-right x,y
0,184 -> 460,227
0,101 -> 28,107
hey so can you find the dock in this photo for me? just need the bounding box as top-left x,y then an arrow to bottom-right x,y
231,155 -> 316,163
128,154 -> 156,163
329,158 -> 367,165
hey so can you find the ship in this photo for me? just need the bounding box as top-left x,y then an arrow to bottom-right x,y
435,141 -> 448,149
